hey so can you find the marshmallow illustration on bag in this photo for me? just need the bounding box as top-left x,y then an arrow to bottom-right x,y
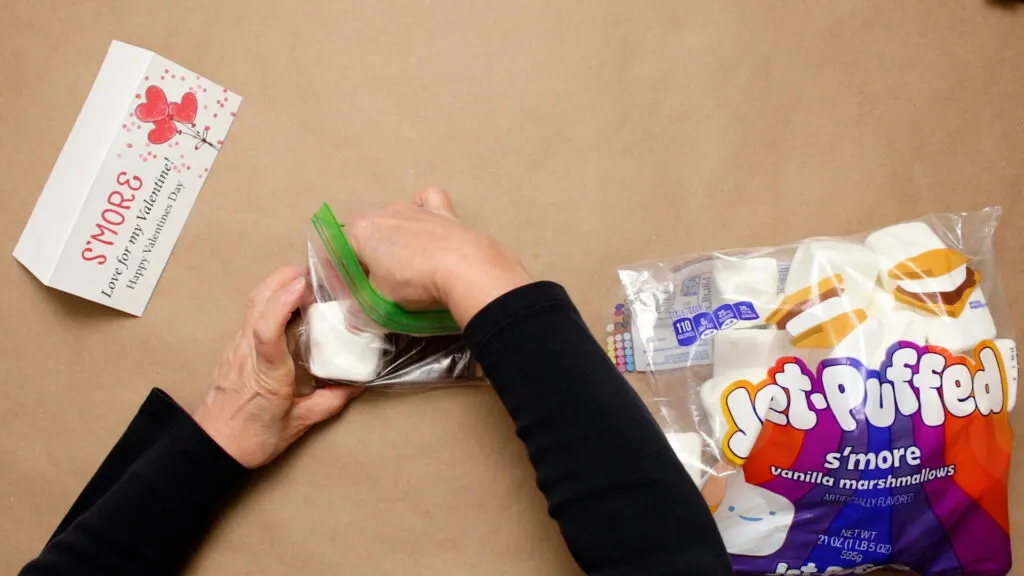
765,241 -> 880,350
865,222 -> 996,352
713,468 -> 795,557
765,275 -> 869,349
865,222 -> 979,318
787,241 -> 880,305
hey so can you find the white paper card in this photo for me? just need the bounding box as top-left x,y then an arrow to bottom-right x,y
13,40 -> 241,315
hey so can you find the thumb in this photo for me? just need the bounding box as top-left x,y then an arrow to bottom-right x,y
414,186 -> 457,218
294,385 -> 362,427
252,276 -> 306,366
251,272 -> 303,362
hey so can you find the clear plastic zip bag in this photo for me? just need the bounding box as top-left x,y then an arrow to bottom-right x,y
618,208 -> 1016,575
296,203 -> 480,389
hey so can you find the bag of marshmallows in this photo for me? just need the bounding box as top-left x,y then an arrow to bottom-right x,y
297,203 -> 480,388
618,208 -> 1015,575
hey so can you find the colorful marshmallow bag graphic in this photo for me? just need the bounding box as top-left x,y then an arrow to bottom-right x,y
619,209 -> 1015,575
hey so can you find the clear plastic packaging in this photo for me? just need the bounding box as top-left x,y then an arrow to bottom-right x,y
618,208 -> 1015,575
298,203 -> 479,388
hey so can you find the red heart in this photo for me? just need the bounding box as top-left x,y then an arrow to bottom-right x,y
147,117 -> 177,145
169,92 -> 198,124
135,86 -> 169,122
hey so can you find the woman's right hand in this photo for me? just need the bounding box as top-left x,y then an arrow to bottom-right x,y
346,187 -> 531,326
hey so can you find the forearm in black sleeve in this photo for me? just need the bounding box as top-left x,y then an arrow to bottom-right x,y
20,388 -> 248,576
464,282 -> 731,576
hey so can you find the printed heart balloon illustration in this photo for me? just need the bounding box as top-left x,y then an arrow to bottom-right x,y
147,117 -> 178,145
131,83 -> 221,151
135,86 -> 169,122
169,92 -> 198,124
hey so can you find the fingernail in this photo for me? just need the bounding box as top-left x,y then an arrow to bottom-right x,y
288,277 -> 306,293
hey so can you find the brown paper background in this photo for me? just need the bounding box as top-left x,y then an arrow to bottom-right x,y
2,2 -> 1024,574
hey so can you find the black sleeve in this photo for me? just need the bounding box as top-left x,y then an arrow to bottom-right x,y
20,389 -> 248,576
464,282 -> 731,575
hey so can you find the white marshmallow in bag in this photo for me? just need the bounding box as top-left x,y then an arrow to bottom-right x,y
785,241 -> 880,308
828,317 -> 886,363
871,312 -> 926,364
864,221 -> 948,292
862,290 -> 927,366
710,257 -> 780,329
771,317 -> 886,372
307,301 -> 386,383
701,369 -> 766,445
712,329 -> 777,377
665,431 -> 704,486
866,289 -> 899,318
925,288 -> 997,353
809,313 -> 921,373
761,317 -> 888,375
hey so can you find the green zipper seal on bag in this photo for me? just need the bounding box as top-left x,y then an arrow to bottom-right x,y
311,203 -> 460,335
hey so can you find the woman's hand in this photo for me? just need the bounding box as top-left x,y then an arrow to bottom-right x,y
193,267 -> 360,468
346,187 -> 531,325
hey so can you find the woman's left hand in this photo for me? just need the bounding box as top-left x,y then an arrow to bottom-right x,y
193,266 -> 360,468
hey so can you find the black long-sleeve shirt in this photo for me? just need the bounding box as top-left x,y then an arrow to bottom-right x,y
20,282 -> 730,575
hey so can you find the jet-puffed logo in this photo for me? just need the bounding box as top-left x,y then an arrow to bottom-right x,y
720,340 -> 1010,464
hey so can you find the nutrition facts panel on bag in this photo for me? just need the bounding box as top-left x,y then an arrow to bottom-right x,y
631,261 -> 715,370
630,259 -> 790,372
